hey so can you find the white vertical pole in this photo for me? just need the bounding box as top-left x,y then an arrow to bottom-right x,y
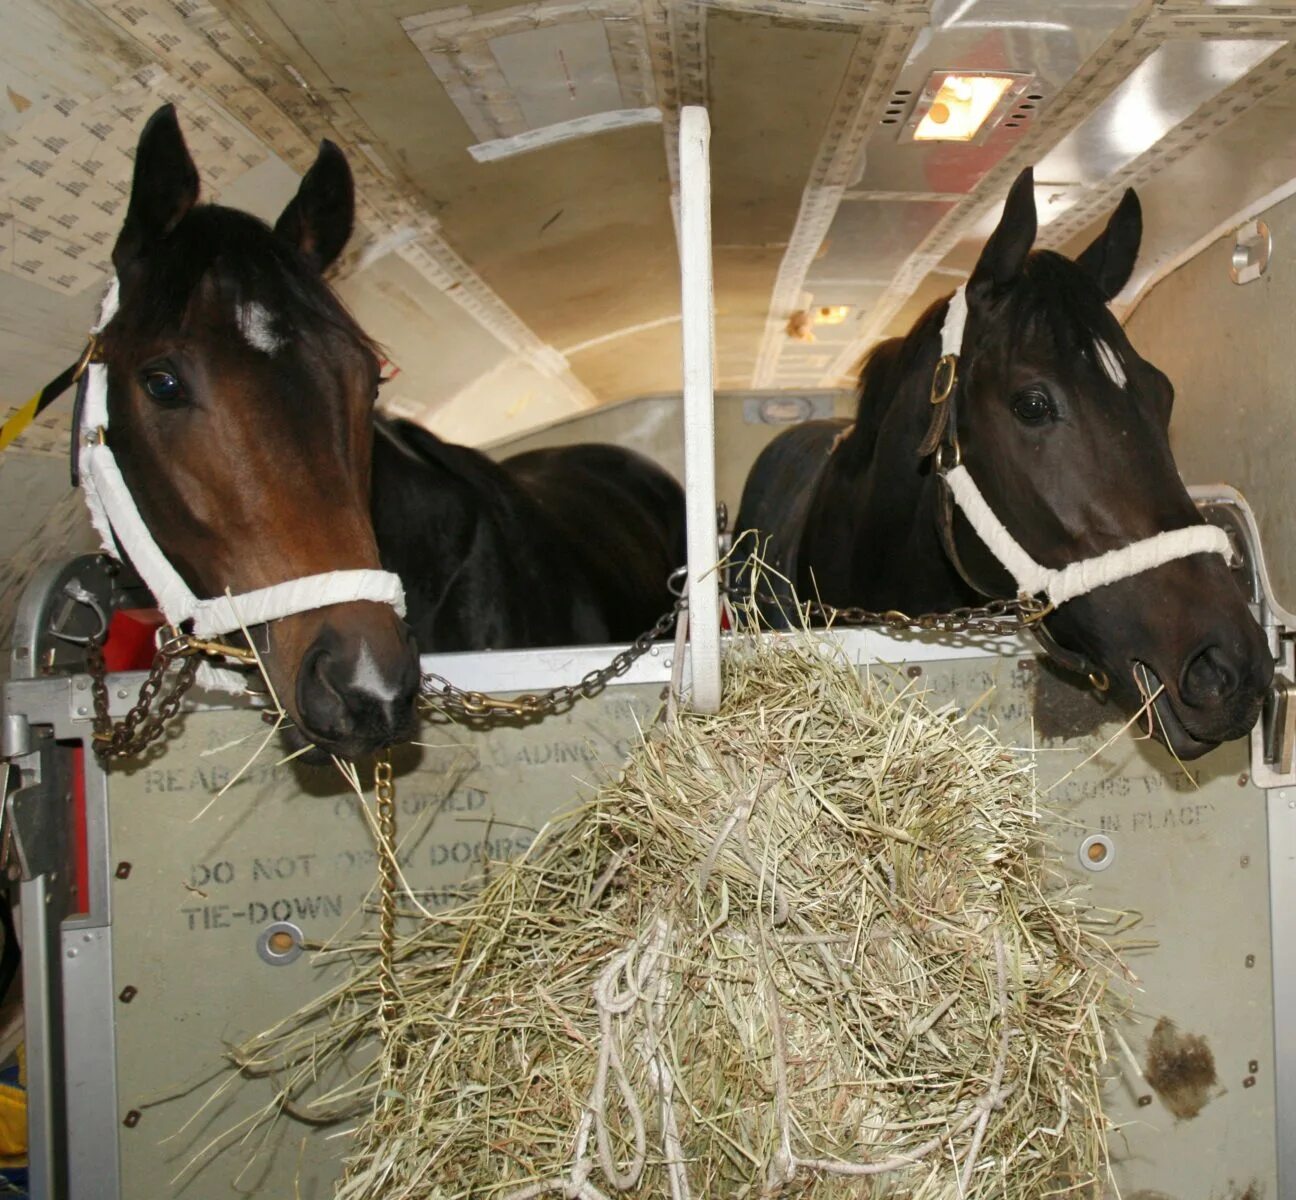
679,106 -> 722,713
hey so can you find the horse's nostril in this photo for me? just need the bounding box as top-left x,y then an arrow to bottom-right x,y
1181,644 -> 1240,706
296,630 -> 418,753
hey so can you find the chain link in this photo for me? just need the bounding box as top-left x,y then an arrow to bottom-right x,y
82,582 -> 1050,748
86,635 -> 200,761
420,589 -> 1049,723
795,593 -> 1052,637
373,752 -> 401,1038
419,597 -> 687,722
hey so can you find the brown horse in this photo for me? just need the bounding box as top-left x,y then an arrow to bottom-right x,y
101,107 -> 418,760
736,169 -> 1272,760
97,106 -> 684,760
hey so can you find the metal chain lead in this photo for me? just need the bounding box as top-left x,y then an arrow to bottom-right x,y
373,753 -> 401,1039
87,636 -> 200,761
84,578 -> 1050,745
420,597 -> 687,721
419,590 -> 1049,723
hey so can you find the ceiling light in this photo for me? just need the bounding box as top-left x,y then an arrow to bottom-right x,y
911,73 -> 1024,142
813,305 -> 851,326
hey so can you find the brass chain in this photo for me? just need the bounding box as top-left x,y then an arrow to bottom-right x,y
794,593 -> 1052,637
373,752 -> 401,1037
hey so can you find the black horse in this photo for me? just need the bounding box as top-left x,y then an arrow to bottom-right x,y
99,104 -> 684,758
736,167 -> 1272,760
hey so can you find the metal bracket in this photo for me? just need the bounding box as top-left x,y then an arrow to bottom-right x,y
1,733 -> 68,883
1255,655 -> 1296,789
1263,676 -> 1296,777
1231,218 -> 1272,285
10,553 -> 153,682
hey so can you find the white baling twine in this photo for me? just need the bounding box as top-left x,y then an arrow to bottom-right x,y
935,287 -> 1229,607
78,281 -> 405,692
504,762 -> 1017,1199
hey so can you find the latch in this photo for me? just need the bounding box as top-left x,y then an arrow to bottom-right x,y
1263,675 -> 1296,777
0,731 -> 67,883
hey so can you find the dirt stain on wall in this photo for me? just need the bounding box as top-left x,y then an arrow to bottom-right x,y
1144,1016 -> 1218,1119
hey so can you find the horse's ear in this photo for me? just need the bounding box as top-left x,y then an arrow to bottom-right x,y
1075,188 -> 1142,300
274,140 -> 354,273
112,104 -> 200,274
968,167 -> 1037,296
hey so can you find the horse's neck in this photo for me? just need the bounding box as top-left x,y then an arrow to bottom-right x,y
369,422 -> 508,644
368,421 -> 592,650
801,368 -> 975,613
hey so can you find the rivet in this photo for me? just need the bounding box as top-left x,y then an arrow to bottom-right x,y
1238,773 -> 1249,787
75,707 -> 87,717
1241,855 -> 1250,868
75,679 -> 88,692
115,862 -> 132,880
1246,954 -> 1257,968
117,688 -> 129,700
122,1110 -> 141,1128
1137,1094 -> 1152,1107
66,948 -> 77,958
118,985 -> 137,1004
907,665 -> 922,679
1243,1076 -> 1256,1089
1249,1059 -> 1260,1073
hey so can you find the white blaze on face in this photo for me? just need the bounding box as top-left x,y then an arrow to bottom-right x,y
236,301 -> 284,356
350,641 -> 401,703
1094,338 -> 1126,389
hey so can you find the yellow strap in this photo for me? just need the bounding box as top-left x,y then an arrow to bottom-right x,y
0,390 -> 43,453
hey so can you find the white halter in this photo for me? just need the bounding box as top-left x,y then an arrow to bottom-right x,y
934,286 -> 1230,608
79,281 -> 406,692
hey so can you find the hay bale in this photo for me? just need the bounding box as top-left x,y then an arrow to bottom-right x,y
237,634 -> 1126,1199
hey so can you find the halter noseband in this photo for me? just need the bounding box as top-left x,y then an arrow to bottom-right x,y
920,284 -> 1232,681
78,280 -> 407,693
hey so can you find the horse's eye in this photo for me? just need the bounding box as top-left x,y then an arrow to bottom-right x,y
1011,388 -> 1053,425
142,370 -> 185,405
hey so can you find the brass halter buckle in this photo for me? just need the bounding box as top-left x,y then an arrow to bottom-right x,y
71,335 -> 100,384
930,353 -> 958,405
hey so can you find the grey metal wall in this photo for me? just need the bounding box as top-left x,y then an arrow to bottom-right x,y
1126,194 -> 1296,607
488,389 -> 852,520
60,642 -> 1270,1200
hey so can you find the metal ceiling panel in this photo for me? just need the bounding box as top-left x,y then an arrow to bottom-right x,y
1035,37 -> 1285,186
854,0 -> 1141,196
806,197 -> 956,302
488,22 -> 627,130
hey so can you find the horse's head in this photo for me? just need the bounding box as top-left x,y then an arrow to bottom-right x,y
947,167 -> 1272,759
101,105 -> 418,759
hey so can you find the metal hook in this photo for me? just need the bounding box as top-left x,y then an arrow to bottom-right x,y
46,581 -> 109,646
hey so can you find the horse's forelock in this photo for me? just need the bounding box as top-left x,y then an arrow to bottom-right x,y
107,204 -> 375,360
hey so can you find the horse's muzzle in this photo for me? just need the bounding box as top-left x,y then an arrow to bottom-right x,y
293,623 -> 420,759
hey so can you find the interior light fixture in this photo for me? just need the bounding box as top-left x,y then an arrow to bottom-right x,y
909,72 -> 1028,143
812,305 -> 851,326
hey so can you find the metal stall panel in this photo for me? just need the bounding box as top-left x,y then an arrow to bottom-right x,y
104,682 -> 667,1200
47,633 -> 1272,1200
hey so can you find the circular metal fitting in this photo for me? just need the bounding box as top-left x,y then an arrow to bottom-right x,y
256,920 -> 305,966
1078,833 -> 1115,873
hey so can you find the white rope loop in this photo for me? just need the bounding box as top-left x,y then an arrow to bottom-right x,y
934,287 -> 1230,607
78,280 -> 406,691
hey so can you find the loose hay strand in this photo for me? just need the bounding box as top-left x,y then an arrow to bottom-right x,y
232,628 -> 1127,1199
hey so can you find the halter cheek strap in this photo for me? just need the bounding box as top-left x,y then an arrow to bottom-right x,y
925,285 -> 1232,611
79,281 -> 406,694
